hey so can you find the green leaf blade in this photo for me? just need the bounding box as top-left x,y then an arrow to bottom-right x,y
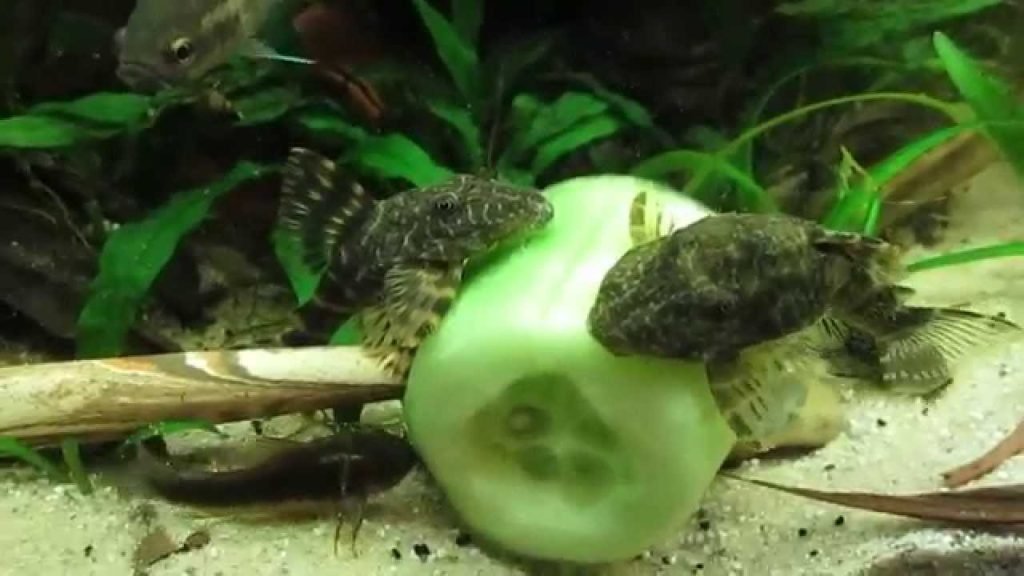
410,0 -> 482,105
75,162 -> 273,358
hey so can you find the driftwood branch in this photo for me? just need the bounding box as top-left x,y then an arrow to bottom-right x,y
0,346 -> 402,447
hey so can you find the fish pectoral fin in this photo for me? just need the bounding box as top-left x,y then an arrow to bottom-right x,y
706,339 -> 812,447
877,307 -> 1021,395
359,264 -> 464,376
278,147 -> 373,271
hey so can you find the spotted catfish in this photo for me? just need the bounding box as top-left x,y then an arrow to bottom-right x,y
587,191 -> 1019,444
277,148 -> 554,376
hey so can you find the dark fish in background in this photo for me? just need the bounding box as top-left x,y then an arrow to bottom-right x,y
113,0 -> 310,92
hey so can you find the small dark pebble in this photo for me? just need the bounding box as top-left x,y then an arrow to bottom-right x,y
661,556 -> 673,565
83,545 -> 93,558
823,463 -> 836,472
250,420 -> 264,435
834,515 -> 846,527
809,549 -> 820,557
694,562 -> 705,572
876,418 -> 888,427
455,532 -> 472,547
922,407 -> 930,416
698,520 -> 711,531
413,543 -> 431,560
390,547 -> 402,560
798,528 -> 809,537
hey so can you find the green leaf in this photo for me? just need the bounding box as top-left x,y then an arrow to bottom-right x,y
933,31 -> 1024,176
0,92 -> 154,149
632,150 -> 777,213
426,99 -> 484,170
0,436 -> 67,483
75,162 -> 274,358
233,85 -> 306,126
907,241 -> 1024,273
121,419 -> 226,449
345,134 -> 454,187
329,317 -> 363,345
502,92 -> 610,167
530,114 -> 624,177
453,0 -> 483,48
60,439 -> 93,495
290,105 -> 370,145
272,227 -> 323,306
410,0 -> 482,105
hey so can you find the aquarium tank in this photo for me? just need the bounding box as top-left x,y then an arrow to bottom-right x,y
2,1 -> 1024,574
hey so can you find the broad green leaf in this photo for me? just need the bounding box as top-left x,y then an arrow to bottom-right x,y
530,114 -> 624,177
486,33 -> 558,99
0,436 -> 66,483
632,149 -> 778,213
452,0 -> 483,47
426,99 -> 484,170
346,134 -> 454,187
410,0 -> 482,105
30,92 -> 153,127
121,419 -> 225,449
76,162 -> 274,358
933,31 -> 1024,176
0,93 -> 154,149
272,227 -> 323,306
330,316 -> 363,345
559,72 -> 656,129
290,106 -> 370,145
233,85 -> 306,126
908,241 -> 1024,272
60,439 -> 93,495
503,92 -> 609,165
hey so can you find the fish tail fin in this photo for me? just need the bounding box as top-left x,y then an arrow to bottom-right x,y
277,146 -> 374,272
707,335 -> 815,451
877,307 -> 1020,395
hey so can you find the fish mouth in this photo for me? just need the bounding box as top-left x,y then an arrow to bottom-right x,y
115,61 -> 173,93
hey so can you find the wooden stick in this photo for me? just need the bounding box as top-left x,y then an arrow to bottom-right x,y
942,419 -> 1024,488
0,346 -> 403,447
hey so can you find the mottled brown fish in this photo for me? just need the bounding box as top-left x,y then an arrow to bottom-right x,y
588,191 -> 1019,443
278,147 -> 554,376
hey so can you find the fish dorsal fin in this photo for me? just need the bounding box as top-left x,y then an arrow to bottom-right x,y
628,190 -> 687,245
278,147 -> 374,271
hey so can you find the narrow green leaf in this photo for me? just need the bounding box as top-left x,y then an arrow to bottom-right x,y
346,134 -> 454,187
529,114 -> 623,177
76,162 -> 274,358
410,0 -> 482,104
907,241 -> 1024,272
60,439 -> 93,495
632,150 -> 778,213
452,0 -> 483,47
0,436 -> 67,483
933,31 -> 1024,176
272,227 -> 323,306
821,123 -> 969,232
426,100 -> 484,169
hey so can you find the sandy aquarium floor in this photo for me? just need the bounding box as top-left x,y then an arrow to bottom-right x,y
3,161 -> 1024,576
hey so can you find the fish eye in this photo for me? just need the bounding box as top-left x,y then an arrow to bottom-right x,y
433,196 -> 458,214
170,37 -> 195,64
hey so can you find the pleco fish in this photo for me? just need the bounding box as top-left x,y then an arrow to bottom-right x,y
588,191 -> 1020,445
114,0 -> 308,92
277,147 -> 554,377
